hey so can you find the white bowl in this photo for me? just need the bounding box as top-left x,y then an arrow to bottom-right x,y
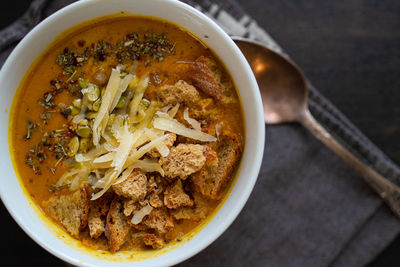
0,0 -> 265,266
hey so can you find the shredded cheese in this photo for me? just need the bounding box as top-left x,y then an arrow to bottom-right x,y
168,103 -> 180,117
92,68 -> 121,146
111,123 -> 143,173
145,128 -> 170,157
91,170 -> 119,200
124,134 -> 171,168
69,169 -> 90,191
104,143 -> 117,152
131,205 -> 153,225
112,165 -> 135,185
112,159 -> 164,185
75,145 -> 107,162
183,107 -> 202,131
160,105 -> 172,113
128,75 -> 149,120
129,158 -> 164,176
55,169 -> 80,187
93,152 -> 116,163
153,117 -> 216,142
110,74 -> 133,112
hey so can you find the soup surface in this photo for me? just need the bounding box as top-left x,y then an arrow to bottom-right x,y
11,15 -> 244,253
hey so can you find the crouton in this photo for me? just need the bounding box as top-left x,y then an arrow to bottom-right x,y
164,180 -> 193,209
43,185 -> 89,238
147,133 -> 176,158
171,192 -> 208,221
187,56 -> 222,101
88,193 -> 112,239
143,234 -> 165,249
191,130 -> 242,199
157,80 -> 200,105
149,193 -> 164,208
88,212 -> 104,239
123,199 -> 140,217
133,208 -> 174,234
147,175 -> 165,195
191,146 -> 218,193
112,170 -> 147,201
105,198 -> 131,253
172,207 -> 206,221
147,176 -> 158,193
203,145 -> 219,166
159,144 -> 206,179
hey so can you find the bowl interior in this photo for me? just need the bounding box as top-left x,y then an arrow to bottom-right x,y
0,0 -> 265,266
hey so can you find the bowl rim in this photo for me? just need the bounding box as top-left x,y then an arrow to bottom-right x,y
0,0 -> 265,266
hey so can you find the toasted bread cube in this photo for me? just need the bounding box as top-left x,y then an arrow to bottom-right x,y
160,144 -> 206,179
88,193 -> 112,239
143,233 -> 165,249
171,192 -> 208,221
122,199 -> 139,217
133,208 -> 174,235
149,193 -> 164,208
157,80 -> 200,105
43,185 -> 89,238
191,130 -> 242,199
88,212 -> 104,239
112,170 -> 147,202
188,56 -> 222,101
164,180 -> 193,209
105,198 -> 131,253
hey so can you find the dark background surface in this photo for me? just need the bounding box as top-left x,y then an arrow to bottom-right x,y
1,0 -> 399,266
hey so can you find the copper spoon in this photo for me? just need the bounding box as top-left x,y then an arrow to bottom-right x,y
233,36 -> 400,218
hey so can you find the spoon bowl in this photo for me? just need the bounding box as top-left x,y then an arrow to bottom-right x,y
233,37 -> 307,124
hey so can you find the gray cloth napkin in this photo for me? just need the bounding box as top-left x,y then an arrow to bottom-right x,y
1,0 -> 399,266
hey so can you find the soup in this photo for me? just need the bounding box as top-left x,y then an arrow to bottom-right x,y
11,15 -> 244,253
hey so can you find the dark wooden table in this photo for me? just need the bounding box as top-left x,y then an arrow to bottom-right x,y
1,0 -> 399,266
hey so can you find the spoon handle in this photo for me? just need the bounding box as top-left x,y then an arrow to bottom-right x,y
299,109 -> 400,217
